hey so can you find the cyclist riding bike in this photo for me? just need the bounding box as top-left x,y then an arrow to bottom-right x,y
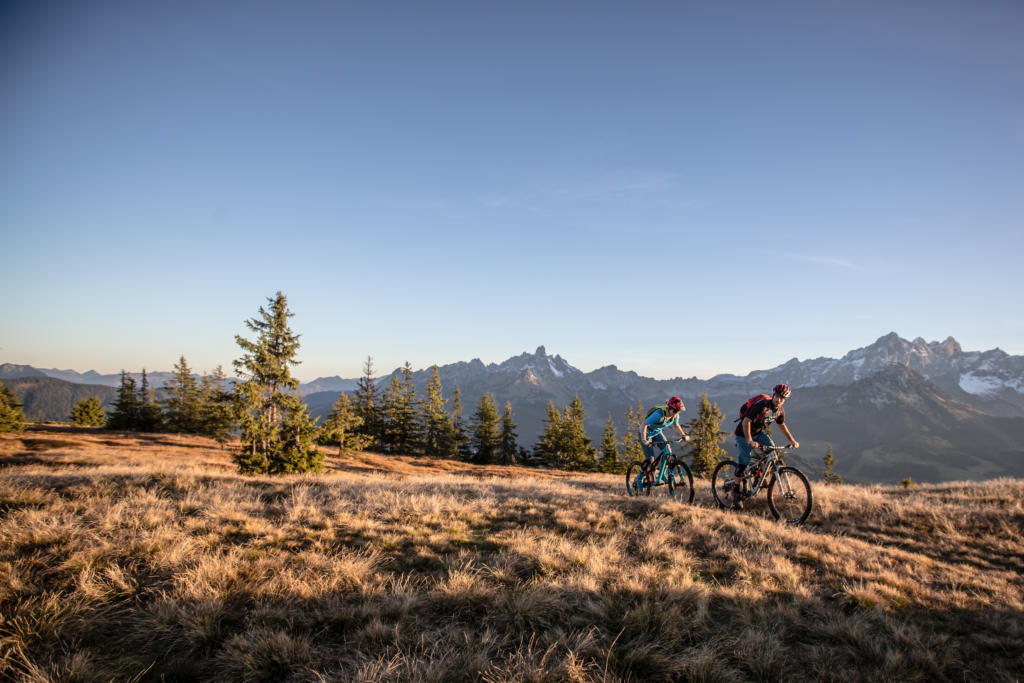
732,384 -> 799,508
639,396 -> 690,471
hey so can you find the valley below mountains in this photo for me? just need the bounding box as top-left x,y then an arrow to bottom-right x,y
5,333 -> 1024,484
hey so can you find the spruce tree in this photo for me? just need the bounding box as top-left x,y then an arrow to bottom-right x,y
450,385 -> 471,460
352,355 -> 380,450
600,412 -> 623,473
137,369 -> 164,432
394,362 -> 423,455
71,396 -> 106,427
322,392 -> 365,456
199,366 -> 236,444
423,366 -> 456,458
378,374 -> 402,453
106,371 -> 140,430
0,381 -> 27,433
685,393 -> 727,477
165,357 -> 201,433
823,443 -> 843,485
620,401 -> 646,465
471,392 -> 501,464
498,401 -> 519,465
232,291 -> 321,474
535,401 -> 565,465
276,402 -> 324,473
563,395 -> 597,471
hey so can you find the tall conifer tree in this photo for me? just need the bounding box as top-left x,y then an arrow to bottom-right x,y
450,385 -> 470,460
823,443 -> 843,485
535,401 -> 565,464
498,401 -> 519,465
165,357 -> 201,433
600,413 -> 623,473
684,393 -> 727,476
394,362 -> 422,455
620,401 -> 646,464
137,369 -> 163,432
106,371 -> 139,430
0,381 -> 26,433
423,366 -> 456,458
232,292 -> 321,474
199,365 -> 236,443
322,392 -> 364,456
71,396 -> 106,427
471,392 -> 501,464
563,395 -> 597,471
352,355 -> 380,450
379,374 -> 402,453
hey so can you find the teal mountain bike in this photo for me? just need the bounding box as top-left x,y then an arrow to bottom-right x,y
625,438 -> 694,503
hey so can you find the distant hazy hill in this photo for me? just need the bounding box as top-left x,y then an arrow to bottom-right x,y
0,364 -> 176,388
2,376 -> 117,422
299,376 -> 358,396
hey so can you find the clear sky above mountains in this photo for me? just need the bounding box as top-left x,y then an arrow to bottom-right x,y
2,1 -> 1022,381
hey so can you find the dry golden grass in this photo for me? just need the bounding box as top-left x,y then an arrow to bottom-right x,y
1,425 -> 1022,681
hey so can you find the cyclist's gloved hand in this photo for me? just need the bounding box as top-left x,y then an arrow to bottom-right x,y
788,441 -> 800,449
747,440 -> 758,449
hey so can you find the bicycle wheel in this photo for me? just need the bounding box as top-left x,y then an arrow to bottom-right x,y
667,458 -> 695,503
711,460 -> 742,510
625,460 -> 650,497
767,466 -> 813,525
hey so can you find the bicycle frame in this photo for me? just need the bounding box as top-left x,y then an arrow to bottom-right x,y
743,450 -> 778,496
643,439 -> 684,488
743,447 -> 800,497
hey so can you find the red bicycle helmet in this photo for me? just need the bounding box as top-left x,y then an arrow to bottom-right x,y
773,384 -> 792,399
667,396 -> 684,411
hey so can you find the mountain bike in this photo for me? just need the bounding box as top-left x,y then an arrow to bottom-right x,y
710,445 -> 813,525
625,438 -> 694,503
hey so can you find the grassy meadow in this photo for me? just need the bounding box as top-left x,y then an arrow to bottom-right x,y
1,426 -> 1022,681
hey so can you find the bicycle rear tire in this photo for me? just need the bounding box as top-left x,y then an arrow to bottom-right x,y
767,466 -> 813,525
710,459 -> 742,510
625,460 -> 649,497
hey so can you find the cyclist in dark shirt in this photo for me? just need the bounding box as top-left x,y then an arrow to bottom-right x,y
732,384 -> 799,506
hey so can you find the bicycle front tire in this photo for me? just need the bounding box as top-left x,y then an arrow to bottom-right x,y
667,458 -> 695,503
767,466 -> 813,525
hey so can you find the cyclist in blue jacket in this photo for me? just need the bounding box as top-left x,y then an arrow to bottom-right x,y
639,396 -> 690,471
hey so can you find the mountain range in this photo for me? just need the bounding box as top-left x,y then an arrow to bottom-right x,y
4,333 -> 1023,484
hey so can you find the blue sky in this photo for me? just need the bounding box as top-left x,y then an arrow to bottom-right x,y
2,1 -> 1022,381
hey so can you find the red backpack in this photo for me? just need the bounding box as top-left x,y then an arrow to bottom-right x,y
734,394 -> 771,423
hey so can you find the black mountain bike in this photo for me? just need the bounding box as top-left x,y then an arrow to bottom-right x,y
625,438 -> 694,503
710,445 -> 813,525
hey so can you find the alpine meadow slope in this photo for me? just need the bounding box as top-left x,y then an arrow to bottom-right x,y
0,426 -> 1021,680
